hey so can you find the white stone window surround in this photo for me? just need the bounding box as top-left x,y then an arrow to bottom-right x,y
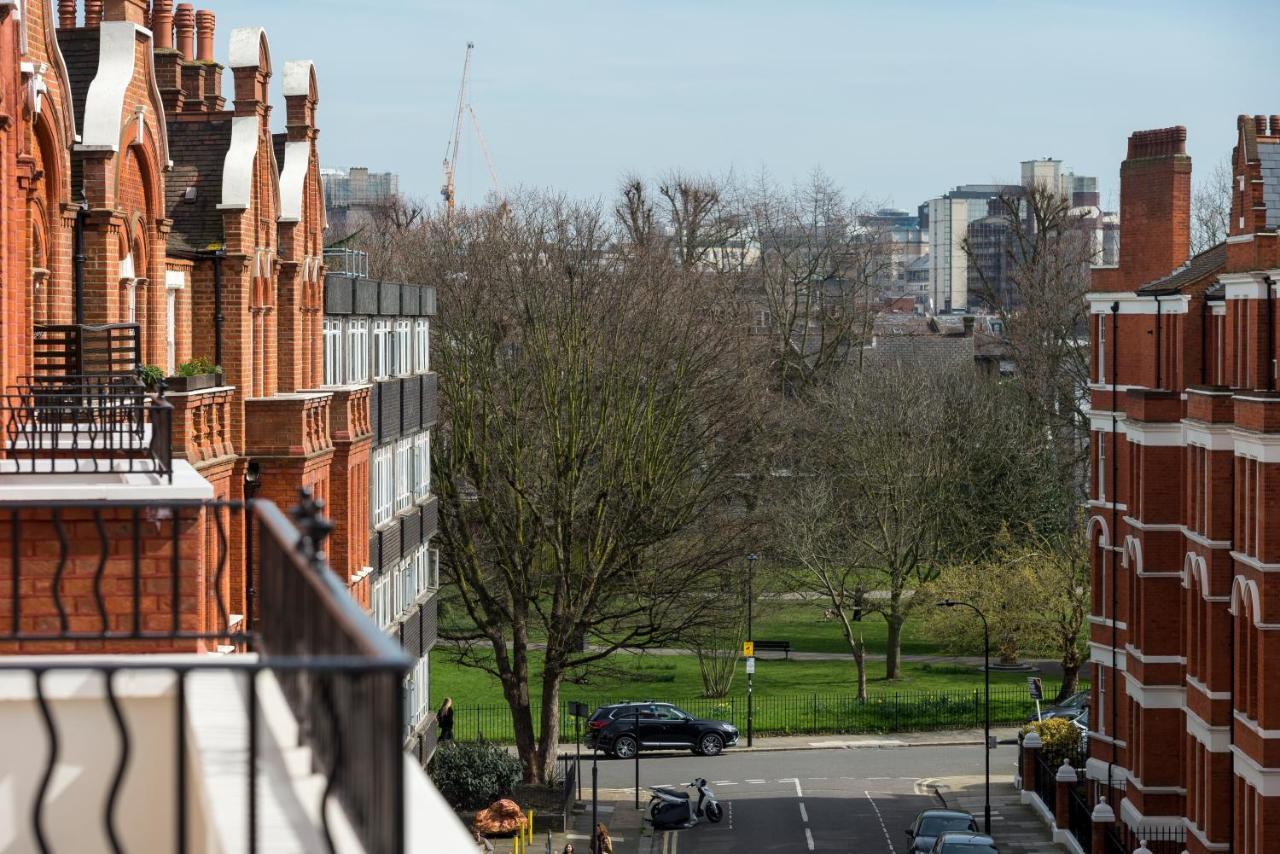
164,270 -> 185,375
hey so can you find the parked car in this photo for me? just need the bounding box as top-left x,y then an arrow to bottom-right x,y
587,702 -> 739,758
930,831 -> 1000,853
1025,689 -> 1089,723
905,809 -> 979,853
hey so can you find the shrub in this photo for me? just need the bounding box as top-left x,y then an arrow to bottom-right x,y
430,740 -> 523,810
1020,717 -> 1083,767
139,365 -> 165,389
177,356 -> 219,377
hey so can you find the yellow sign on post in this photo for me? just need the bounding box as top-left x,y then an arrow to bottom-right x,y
742,641 -> 754,657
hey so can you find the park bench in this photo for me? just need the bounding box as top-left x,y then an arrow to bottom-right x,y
754,640 -> 792,659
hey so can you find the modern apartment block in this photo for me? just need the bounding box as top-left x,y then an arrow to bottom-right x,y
322,248 -> 441,766
923,184 -> 1021,313
0,2 -> 466,848
1086,117 -> 1280,853
321,166 -> 400,235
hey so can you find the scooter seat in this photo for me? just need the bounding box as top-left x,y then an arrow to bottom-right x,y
653,787 -> 690,799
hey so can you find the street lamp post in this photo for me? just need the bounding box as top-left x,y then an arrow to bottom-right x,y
746,552 -> 757,747
936,598 -> 991,834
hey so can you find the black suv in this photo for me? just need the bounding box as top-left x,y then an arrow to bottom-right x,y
587,702 -> 739,758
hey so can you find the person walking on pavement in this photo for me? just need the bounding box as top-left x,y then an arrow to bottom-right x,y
592,823 -> 613,854
438,697 -> 454,742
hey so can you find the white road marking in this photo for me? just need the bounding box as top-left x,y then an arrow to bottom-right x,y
745,779 -> 766,784
805,828 -> 815,850
864,791 -> 894,852
712,780 -> 733,785
799,802 -> 808,822
808,776 -> 828,781
717,782 -> 739,786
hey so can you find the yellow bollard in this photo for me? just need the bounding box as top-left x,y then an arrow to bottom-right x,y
527,810 -> 535,843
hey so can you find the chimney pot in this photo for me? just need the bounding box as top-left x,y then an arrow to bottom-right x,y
1271,116 -> 1280,138
152,0 -> 174,49
58,0 -> 76,27
1256,115 -> 1268,136
195,10 -> 215,62
174,3 -> 195,61
85,0 -> 104,27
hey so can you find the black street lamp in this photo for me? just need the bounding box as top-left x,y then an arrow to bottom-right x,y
746,552 -> 758,747
936,598 -> 991,834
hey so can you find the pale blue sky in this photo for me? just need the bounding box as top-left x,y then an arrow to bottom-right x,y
208,0 -> 1279,212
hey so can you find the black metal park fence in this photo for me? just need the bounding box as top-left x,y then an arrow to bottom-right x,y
451,684 -> 1079,743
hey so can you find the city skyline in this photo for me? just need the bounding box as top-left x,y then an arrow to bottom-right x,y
208,0 -> 1278,211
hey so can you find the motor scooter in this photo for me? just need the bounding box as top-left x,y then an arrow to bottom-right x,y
648,778 -> 724,830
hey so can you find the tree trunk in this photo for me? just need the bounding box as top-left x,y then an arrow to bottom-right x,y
837,612 -> 868,702
885,612 -> 905,681
1056,645 -> 1081,702
534,667 -> 563,786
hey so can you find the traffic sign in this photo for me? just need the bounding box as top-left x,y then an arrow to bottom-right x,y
745,657 -> 756,674
742,640 -> 754,657
1027,677 -> 1043,701
568,701 -> 590,718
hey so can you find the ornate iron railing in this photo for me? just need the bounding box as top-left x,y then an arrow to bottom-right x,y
0,493 -> 409,853
0,377 -> 173,480
1066,779 -> 1092,853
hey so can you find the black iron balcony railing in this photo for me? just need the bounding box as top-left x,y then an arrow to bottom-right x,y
0,492 -> 410,854
0,376 -> 173,481
33,323 -> 140,379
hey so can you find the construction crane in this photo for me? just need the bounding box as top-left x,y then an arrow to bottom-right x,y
441,41 -> 474,220
442,42 -> 503,221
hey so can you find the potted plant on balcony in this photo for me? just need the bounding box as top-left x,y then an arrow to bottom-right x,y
165,356 -> 224,392
139,364 -> 165,392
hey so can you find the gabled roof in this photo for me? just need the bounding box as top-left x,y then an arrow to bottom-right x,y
165,118 -> 233,253
1136,242 -> 1227,296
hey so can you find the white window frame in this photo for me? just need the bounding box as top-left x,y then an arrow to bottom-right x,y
393,319 -> 412,377
323,318 -> 344,386
394,437 -> 412,514
414,318 -> 430,373
372,445 -> 394,528
1097,433 -> 1106,501
165,280 -> 180,376
1097,314 -> 1106,384
347,318 -> 370,383
413,431 -> 431,502
372,319 -> 392,381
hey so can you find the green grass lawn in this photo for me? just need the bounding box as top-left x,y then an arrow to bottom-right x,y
751,601 -> 945,657
432,646 -> 1059,708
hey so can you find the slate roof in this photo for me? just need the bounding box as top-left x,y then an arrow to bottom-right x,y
165,119 -> 233,253
864,331 -> 975,372
272,132 -> 287,173
1136,241 -> 1227,296
1259,141 -> 1280,230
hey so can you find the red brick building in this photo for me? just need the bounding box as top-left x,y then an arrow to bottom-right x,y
0,0 -> 372,646
1088,116 -> 1280,852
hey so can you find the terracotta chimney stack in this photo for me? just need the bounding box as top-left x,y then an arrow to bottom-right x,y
1271,116 -> 1280,138
105,0 -> 148,24
152,0 -> 174,49
195,10 -> 215,61
1256,115 -> 1268,137
1117,126 -> 1191,290
85,0 -> 104,27
174,3 -> 195,61
58,0 -> 76,28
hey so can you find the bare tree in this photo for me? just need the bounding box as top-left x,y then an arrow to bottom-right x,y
1191,156 -> 1233,255
429,194 -> 762,783
784,362 -> 1070,680
964,181 -> 1094,500
615,171 -> 746,270
738,170 -> 891,397
774,478 -> 873,698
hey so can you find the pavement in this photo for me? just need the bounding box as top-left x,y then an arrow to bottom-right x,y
496,733 -> 1063,854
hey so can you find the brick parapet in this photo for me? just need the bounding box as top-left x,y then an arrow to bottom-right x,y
244,393 -> 334,458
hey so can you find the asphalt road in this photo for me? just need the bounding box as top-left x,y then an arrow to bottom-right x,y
578,743 -> 1017,853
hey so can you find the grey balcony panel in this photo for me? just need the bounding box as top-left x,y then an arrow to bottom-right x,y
421,373 -> 437,430
421,594 -> 438,650
379,380 -> 401,443
402,609 -> 423,659
421,286 -> 437,316
400,509 -> 423,555
354,278 -> 379,315
323,274 -> 354,315
379,281 -> 401,316
420,496 -> 438,539
400,285 -> 420,317
368,382 -> 382,442
401,377 -> 421,434
379,524 -> 401,572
